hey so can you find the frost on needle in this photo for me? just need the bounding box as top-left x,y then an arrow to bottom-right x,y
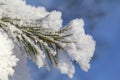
0,0 -> 96,79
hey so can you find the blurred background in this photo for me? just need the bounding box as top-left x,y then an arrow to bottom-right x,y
26,0 -> 120,80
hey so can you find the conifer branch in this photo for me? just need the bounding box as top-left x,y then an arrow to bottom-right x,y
0,16 -> 75,66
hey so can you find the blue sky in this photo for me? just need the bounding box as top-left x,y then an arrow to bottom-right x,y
26,0 -> 120,80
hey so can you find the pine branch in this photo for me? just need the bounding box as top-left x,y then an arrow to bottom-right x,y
0,17 -> 76,67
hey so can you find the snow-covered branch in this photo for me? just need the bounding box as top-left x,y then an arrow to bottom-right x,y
0,0 -> 96,80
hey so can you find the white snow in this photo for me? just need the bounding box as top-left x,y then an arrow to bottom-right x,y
64,19 -> 96,71
39,11 -> 62,31
0,30 -> 18,80
57,52 -> 75,78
